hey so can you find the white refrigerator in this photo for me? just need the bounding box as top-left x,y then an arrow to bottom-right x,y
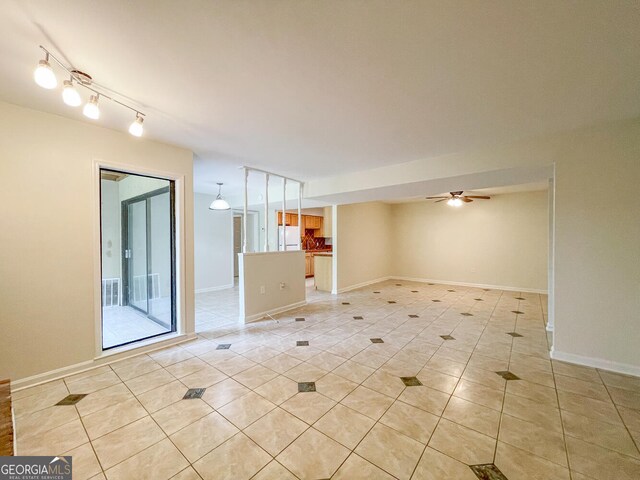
278,226 -> 301,250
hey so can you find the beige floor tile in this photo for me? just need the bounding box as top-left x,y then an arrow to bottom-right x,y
76,383 -> 135,417
503,392 -> 563,432
165,357 -> 208,379
314,372 -> 358,401
425,355 -> 466,377
444,395 -> 501,437
428,419 -> 495,465
214,355 -> 257,376
499,413 -> 567,466
89,474 -> 106,480
554,374 -> 610,401
282,362 -> 329,382
15,404 -> 79,440
277,428 -> 350,480
251,461 -> 297,480
599,371 -> 640,392
244,407 -> 308,455
333,360 -> 376,383
608,385 -> 640,410
180,366 -> 227,389
105,438 -> 188,480
379,400 -> 438,444
398,385 -> 450,416
313,403 -> 375,449
92,417 -> 166,469
341,385 -> 395,420
281,392 -> 336,424
416,367 -> 459,394
260,353 -> 303,373
495,441 -> 570,480
152,398 -> 213,435
557,389 -> 622,425
12,379 -> 66,401
355,423 -> 425,480
307,351 -> 347,371
332,453 -> 395,480
454,379 -> 504,411
170,467 -> 202,480
200,378 -> 250,409
63,442 -> 102,480
66,370 -> 122,394
461,366 -> 506,391
12,382 -> 70,417
561,410 -> 639,458
411,446 -> 478,480
124,369 -> 176,396
111,356 -> 162,381
254,375 -> 299,404
83,397 -> 148,439
170,412 -> 238,463
552,361 -> 601,383
233,364 -> 278,389
566,436 -> 640,480
619,406 -> 640,431
362,370 -> 406,398
16,418 -> 88,456
150,347 -> 194,367
218,391 -> 276,429
506,378 -> 557,406
194,433 -> 271,480
136,380 -> 189,413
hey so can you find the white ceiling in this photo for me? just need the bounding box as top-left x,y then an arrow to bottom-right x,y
2,1 -> 639,197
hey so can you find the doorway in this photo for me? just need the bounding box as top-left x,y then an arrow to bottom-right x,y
100,169 -> 176,350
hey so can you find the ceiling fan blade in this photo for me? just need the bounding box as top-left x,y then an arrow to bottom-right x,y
465,195 -> 491,199
461,197 -> 473,202
426,196 -> 448,199
434,198 -> 448,203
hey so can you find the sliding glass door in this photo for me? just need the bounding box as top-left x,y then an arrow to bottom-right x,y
100,169 -> 176,350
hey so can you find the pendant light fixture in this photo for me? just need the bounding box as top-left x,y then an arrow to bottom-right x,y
33,46 -> 147,137
209,183 -> 231,210
62,78 -> 82,106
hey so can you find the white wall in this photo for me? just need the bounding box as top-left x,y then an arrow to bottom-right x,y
194,193 -> 234,292
0,101 -> 195,382
391,191 -> 548,292
239,251 -> 306,321
336,202 -> 393,292
100,179 -> 121,280
309,118 -> 640,374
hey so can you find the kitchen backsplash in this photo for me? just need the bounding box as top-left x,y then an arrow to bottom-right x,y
302,229 -> 327,250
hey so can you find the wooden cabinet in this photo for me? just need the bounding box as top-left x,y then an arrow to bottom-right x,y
277,212 -> 299,226
305,252 -> 314,277
303,215 -> 323,231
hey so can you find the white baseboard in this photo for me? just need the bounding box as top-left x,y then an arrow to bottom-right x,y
11,332 -> 197,391
337,277 -> 392,294
243,300 -> 307,323
195,283 -> 234,294
550,348 -> 640,377
391,276 -> 548,295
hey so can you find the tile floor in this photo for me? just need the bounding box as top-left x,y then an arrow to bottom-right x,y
12,280 -> 640,479
102,306 -> 170,349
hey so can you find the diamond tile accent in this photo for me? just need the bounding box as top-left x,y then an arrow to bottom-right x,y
469,463 -> 509,479
56,394 -> 87,406
447,289 -> 456,292
506,332 -> 523,338
295,317 -> 305,322
495,371 -> 520,381
440,335 -> 455,341
298,382 -> 316,393
474,298 -> 484,301
432,299 -> 442,302
395,284 -> 402,286
342,302 -> 350,305
353,316 -> 363,320
408,314 -> 419,318
387,301 -> 396,304
370,338 -> 384,344
373,291 -> 381,294
511,310 -> 524,315
401,377 -> 423,387
411,290 -> 419,293
216,344 -> 231,350
183,388 -> 206,399
460,312 -> 474,316
296,341 -> 309,347
514,297 -> 526,300
427,283 -> 435,285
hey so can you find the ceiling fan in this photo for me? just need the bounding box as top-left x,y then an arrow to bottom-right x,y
426,191 -> 491,206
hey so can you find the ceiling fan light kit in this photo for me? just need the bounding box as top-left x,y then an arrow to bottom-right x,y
426,191 -> 491,206
33,45 -> 146,137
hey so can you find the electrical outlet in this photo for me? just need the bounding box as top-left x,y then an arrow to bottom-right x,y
260,286 -> 265,294
280,282 -> 285,290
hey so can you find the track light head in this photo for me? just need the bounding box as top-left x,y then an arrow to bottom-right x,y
129,114 -> 144,137
34,55 -> 57,89
83,94 -> 100,119
62,79 -> 82,107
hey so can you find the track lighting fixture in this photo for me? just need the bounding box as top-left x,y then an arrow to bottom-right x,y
33,46 -> 147,137
34,53 -> 57,89
209,183 -> 231,210
83,94 -> 100,120
62,78 -> 81,107
128,113 -> 144,137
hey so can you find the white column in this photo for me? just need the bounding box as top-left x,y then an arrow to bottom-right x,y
282,178 -> 287,251
243,168 -> 248,253
297,182 -> 302,250
264,173 -> 269,252
547,175 -> 555,333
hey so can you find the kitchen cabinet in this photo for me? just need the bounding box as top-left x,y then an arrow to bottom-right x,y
303,215 -> 323,231
314,253 -> 332,292
305,252 -> 314,277
277,212 -> 299,226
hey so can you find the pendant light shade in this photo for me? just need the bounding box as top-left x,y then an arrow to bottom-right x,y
209,183 -> 230,210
